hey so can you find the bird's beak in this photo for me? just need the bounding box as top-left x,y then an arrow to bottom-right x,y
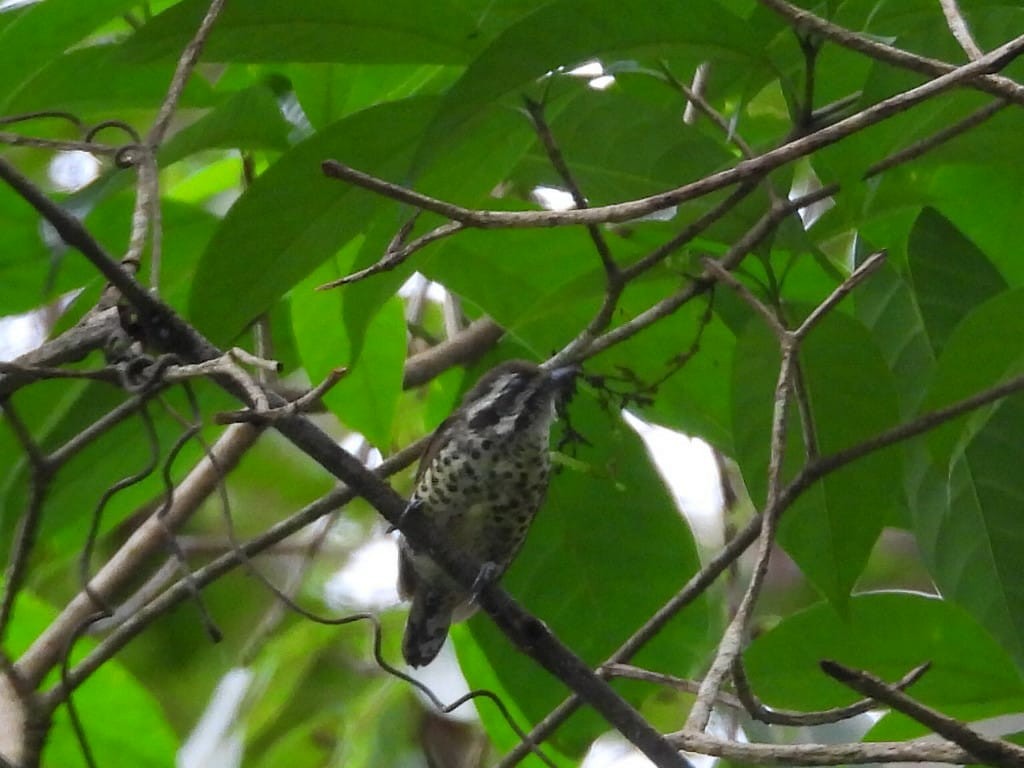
548,364 -> 580,386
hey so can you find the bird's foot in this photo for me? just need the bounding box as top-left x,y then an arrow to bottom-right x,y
387,498 -> 424,534
470,561 -> 501,604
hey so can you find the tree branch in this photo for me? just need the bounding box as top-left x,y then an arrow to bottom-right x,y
822,660 -> 1024,768
2,161 -> 691,767
940,0 -> 985,61
757,0 -> 1024,104
672,730 -> 970,765
323,35 -> 1024,234
733,658 -> 931,727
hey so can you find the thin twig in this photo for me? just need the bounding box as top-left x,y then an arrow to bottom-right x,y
733,659 -> 931,726
323,36 -> 1024,231
658,61 -> 755,159
0,362 -> 121,387
672,729 -> 969,765
77,404 -> 161,618
215,367 -> 348,424
603,663 -> 744,709
524,95 -> 618,277
0,133 -> 120,155
939,0 -> 984,60
583,185 -> 837,362
618,181 -> 760,282
548,181 -> 762,368
701,258 -> 786,339
794,250 -> 887,338
16,423 -> 261,686
317,221 -> 464,289
757,0 -> 1024,105
822,660 -> 1024,768
685,342 -> 796,733
146,0 -> 227,147
864,98 -> 1008,178
687,245 -> 888,731
790,361 -> 820,460
0,403 -> 52,644
48,397 -> 148,466
122,151 -> 158,278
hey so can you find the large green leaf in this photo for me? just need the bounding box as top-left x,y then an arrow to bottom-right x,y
927,165 -> 1024,290
509,76 -> 736,206
853,253 -> 936,416
458,395 -> 714,759
3,43 -> 216,120
188,96 -> 441,344
893,201 -> 1024,669
423,229 -> 737,449
731,312 -> 901,608
120,0 -> 487,65
0,188 -> 215,318
0,380 -> 237,565
423,0 -> 768,157
287,63 -> 458,130
0,183 -> 97,315
158,83 -> 292,162
924,288 -> 1024,464
744,592 -> 1024,713
6,591 -> 178,767
0,0 -> 139,110
291,256 -> 407,448
908,207 -> 1007,357
910,288 -> 1024,666
338,93 -> 548,358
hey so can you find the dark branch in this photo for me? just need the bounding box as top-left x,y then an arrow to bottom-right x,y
822,660 -> 1024,768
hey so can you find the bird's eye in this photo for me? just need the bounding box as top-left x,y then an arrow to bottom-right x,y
468,406 -> 501,430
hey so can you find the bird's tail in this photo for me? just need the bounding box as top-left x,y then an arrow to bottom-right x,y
402,587 -> 462,667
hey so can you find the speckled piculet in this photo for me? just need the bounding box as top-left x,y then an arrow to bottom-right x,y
397,360 -> 577,667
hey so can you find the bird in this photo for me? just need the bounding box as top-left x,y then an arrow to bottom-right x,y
396,359 -> 577,667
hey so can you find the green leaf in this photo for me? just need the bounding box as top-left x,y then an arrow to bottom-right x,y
912,287 -> 1024,667
853,252 -> 936,416
924,288 -> 1024,465
0,381 -> 237,565
6,591 -> 178,767
188,96 -> 440,344
510,78 -> 736,205
121,0 -> 484,65
84,196 -> 219,315
926,166 -> 1024,289
424,0 -> 767,153
287,63 -> 458,129
4,44 -> 216,120
0,0 -> 139,110
743,592 -> 1024,712
731,312 -> 901,608
339,95 -> 543,358
292,258 -> 407,448
159,83 -> 292,164
0,183 -> 97,315
422,213 -> 738,448
458,396 -> 714,759
908,207 -> 1007,356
